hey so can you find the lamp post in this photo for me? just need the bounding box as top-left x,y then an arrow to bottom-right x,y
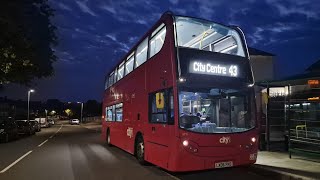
27,89 -> 35,121
77,102 -> 83,123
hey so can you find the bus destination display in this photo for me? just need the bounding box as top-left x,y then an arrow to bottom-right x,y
189,61 -> 239,77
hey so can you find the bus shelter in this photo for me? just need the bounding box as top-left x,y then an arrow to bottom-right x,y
258,72 -> 320,159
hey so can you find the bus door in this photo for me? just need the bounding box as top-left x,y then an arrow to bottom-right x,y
146,89 -> 174,168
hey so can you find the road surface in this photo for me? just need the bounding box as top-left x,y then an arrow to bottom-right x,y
0,121 -> 278,180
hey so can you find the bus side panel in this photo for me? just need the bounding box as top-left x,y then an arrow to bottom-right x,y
109,65 -> 148,154
143,17 -> 177,169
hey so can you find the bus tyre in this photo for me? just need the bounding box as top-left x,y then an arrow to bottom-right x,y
106,130 -> 112,147
136,136 -> 146,165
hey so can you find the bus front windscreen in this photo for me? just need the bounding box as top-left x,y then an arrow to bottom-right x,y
179,88 -> 255,133
175,16 -> 246,57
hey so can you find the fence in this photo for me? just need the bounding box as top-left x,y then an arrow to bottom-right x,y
82,116 -> 102,123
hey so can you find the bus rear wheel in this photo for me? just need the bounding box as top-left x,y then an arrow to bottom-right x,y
106,129 -> 112,147
136,136 -> 146,165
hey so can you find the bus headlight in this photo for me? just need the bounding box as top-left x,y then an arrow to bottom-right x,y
251,137 -> 256,143
182,140 -> 189,146
179,77 -> 186,82
182,140 -> 198,153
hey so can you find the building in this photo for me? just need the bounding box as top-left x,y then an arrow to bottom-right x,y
249,47 -> 275,82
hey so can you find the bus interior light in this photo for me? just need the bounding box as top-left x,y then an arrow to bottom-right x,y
248,84 -> 254,87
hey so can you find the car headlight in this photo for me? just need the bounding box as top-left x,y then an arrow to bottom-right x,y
0,129 -> 4,133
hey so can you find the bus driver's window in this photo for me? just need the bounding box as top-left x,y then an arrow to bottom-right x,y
150,91 -> 167,123
149,89 -> 174,124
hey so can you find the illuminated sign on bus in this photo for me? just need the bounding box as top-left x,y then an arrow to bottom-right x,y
189,61 -> 238,77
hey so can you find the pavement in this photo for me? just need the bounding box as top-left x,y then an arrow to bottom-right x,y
253,151 -> 320,180
0,120 -> 319,180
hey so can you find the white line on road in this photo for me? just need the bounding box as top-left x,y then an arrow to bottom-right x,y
48,124 -> 63,139
0,124 -> 64,174
56,124 -> 63,134
38,139 -> 49,147
0,150 -> 33,173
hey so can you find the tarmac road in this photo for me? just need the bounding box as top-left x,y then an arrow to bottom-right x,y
0,121 -> 278,180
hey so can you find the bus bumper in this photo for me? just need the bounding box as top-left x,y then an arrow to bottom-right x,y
167,140 -> 258,172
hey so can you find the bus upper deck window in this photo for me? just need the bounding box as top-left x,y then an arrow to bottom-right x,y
117,61 -> 125,81
135,38 -> 148,68
125,53 -> 134,75
149,23 -> 166,58
175,16 -> 245,57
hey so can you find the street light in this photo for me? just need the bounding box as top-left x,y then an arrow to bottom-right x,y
77,102 -> 83,123
27,89 -> 35,121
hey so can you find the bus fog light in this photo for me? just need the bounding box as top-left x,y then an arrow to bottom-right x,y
189,146 -> 198,153
251,137 -> 256,143
182,140 -> 189,146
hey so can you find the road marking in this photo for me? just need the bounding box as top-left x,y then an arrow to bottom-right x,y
56,124 -> 63,134
0,124 -> 64,174
38,139 -> 48,147
0,150 -> 33,173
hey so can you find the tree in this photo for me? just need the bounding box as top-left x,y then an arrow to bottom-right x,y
64,109 -> 73,117
0,0 -> 57,86
85,100 -> 102,116
46,99 -> 63,114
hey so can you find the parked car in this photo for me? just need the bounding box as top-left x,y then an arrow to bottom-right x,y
48,119 -> 55,126
0,117 -> 18,143
70,119 -> 80,125
16,120 -> 35,135
30,120 -> 41,132
35,117 -> 50,128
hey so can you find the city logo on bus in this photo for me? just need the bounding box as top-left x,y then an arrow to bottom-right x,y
219,136 -> 231,144
191,61 -> 238,77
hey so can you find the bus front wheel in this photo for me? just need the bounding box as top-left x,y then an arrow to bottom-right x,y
106,129 -> 112,147
136,136 -> 146,165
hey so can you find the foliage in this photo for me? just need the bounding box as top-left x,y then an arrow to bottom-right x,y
0,0 -> 57,86
64,109 -> 73,117
85,100 -> 102,116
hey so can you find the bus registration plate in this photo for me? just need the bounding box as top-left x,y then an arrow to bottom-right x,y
214,161 -> 233,168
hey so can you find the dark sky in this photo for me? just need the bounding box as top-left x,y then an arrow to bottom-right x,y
1,0 -> 320,102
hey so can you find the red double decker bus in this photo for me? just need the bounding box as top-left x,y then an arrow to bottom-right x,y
102,12 -> 258,172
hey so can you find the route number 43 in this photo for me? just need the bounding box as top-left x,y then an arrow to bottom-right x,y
229,65 -> 238,77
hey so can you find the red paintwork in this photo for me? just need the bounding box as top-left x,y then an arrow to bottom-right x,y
101,13 -> 258,172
